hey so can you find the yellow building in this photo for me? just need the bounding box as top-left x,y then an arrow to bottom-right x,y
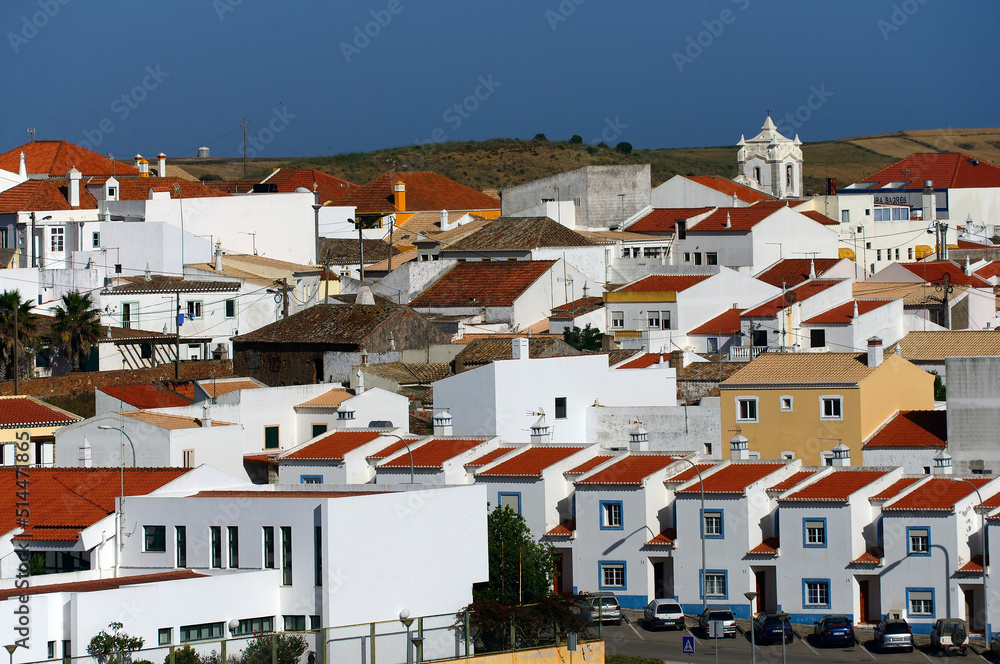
0,395 -> 81,465
719,340 -> 933,464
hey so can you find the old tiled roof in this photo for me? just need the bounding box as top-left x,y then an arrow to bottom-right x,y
365,249 -> 418,273
766,470 -> 816,493
0,570 -> 203,600
381,438 -> 489,469
688,205 -> 782,232
393,212 -> 488,243
565,455 -> 615,475
115,178 -> 231,200
545,520 -> 577,537
105,277 -> 240,295
688,175 -> 775,203
755,259 -> 842,289
232,304 -> 442,345
607,349 -> 642,366
295,388 -> 353,408
477,446 -> 586,478
359,362 -> 452,385
883,477 -> 991,511
779,469 -> 890,502
747,537 -> 780,556
798,210 -> 839,226
618,353 -> 671,369
870,477 -> 922,502
123,411 -> 233,430
320,237 -> 400,265
742,280 -> 842,318
0,178 -> 98,213
628,208 -> 715,233
676,463 -> 786,494
615,274 -> 713,294
198,379 -> 264,398
957,555 -> 985,574
576,454 -> 680,486
411,260 -> 556,308
851,153 -> 1000,190
551,297 -> 604,319
199,179 -> 260,194
803,300 -> 895,325
689,308 -> 743,335
897,261 -> 991,288
0,396 -> 80,428
223,254 -> 318,272
677,362 -> 745,383
284,430 -> 384,460
863,410 -> 947,449
448,217 -> 595,251
665,462 -> 715,483
722,352 -> 877,387
466,446 -> 518,467
342,171 -> 501,215
0,140 -> 140,177
456,337 -> 580,366
645,528 -> 677,546
97,384 -> 191,409
850,547 -> 884,566
259,168 -> 357,203
0,467 -> 188,540
889,330 -> 1000,361
365,436 -> 420,460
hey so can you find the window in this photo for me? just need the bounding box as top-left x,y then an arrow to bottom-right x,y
281,526 -> 293,585
228,526 -> 239,568
908,589 -> 934,615
703,571 -> 727,598
50,227 -> 64,252
314,525 -> 322,586
158,629 -> 172,647
263,527 -> 275,569
310,616 -> 321,629
877,249 -> 882,261
0,228 -> 8,249
311,423 -> 327,437
908,247 -> 914,260
92,231 -> 100,248
804,519 -> 827,547
108,187 -> 116,198
661,311 -> 672,330
683,252 -> 691,263
694,252 -> 703,265
780,396 -> 793,412
841,210 -> 850,224
180,622 -> 224,643
895,248 -> 900,260
231,617 -> 273,637
301,475 -> 323,484
600,501 -> 623,530
555,397 -> 567,419
144,526 -> 166,552
707,338 -> 719,353
810,329 -> 826,348
284,616 -> 306,632
611,311 -> 624,329
804,580 -> 831,608
176,526 -> 186,568
225,298 -> 236,318
499,492 -> 521,513
706,252 -> 718,265
647,311 -> 660,329
820,396 -> 842,420
702,510 -> 723,538
121,302 -> 137,329
908,527 -> 929,555
186,301 -> 203,319
736,397 -> 758,422
264,425 -> 280,449
210,526 -> 222,568
48,642 -> 55,659
182,449 -> 195,468
599,562 -> 625,589
782,451 -> 795,460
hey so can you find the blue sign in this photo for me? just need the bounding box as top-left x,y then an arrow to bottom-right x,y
682,636 -> 695,655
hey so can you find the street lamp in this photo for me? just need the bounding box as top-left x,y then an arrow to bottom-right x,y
98,425 -> 136,467
745,591 -> 758,664
383,434 -> 416,485
677,457 -> 707,613
958,478 -> 989,642
400,610 -> 416,664
5,644 -> 19,664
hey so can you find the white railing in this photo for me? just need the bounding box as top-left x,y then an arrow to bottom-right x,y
729,345 -> 770,361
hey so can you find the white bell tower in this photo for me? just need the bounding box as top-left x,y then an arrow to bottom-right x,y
734,115 -> 803,199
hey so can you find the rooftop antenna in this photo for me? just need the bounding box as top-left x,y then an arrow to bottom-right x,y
26,128 -> 35,142
239,231 -> 258,255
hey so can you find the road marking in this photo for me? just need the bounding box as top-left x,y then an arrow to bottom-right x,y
801,637 -> 821,657
687,628 -> 703,646
916,647 -> 935,663
858,643 -> 877,660
627,622 -> 644,641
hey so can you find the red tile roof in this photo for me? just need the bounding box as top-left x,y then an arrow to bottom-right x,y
410,260 -> 556,308
366,437 -> 420,460
666,463 -> 715,483
883,477 -> 991,511
0,570 -> 204,600
0,178 -> 98,213
689,308 -> 743,335
863,410 -> 947,449
115,177 -> 231,200
260,168 -> 357,204
975,262 -> 1000,279
799,210 -> 840,226
852,153 -> 1000,190
742,280 -> 841,318
755,258 -> 843,289
898,261 -> 991,288
617,353 -> 672,369
194,490 -> 383,498
615,274 -> 713,293
545,520 -> 576,537
802,299 -> 894,325
342,171 -> 501,215
0,396 -> 80,428
870,477 -> 922,502
97,384 -> 191,409
0,140 -> 140,177
688,205 -> 780,232
645,528 -> 677,546
381,438 -> 488,469
477,446 -> 586,477
747,537 -> 780,556
284,430 -> 384,461
466,446 -> 517,467
576,454 -> 680,485
766,470 -> 816,493
958,555 -> 985,574
566,455 -> 615,474
628,207 -> 714,233
687,176 -> 775,203
676,463 -> 786,494
850,547 -> 884,566
779,470 -> 890,502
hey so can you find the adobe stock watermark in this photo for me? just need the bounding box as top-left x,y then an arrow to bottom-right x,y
672,0 -> 751,74
591,116 -> 628,146
775,84 -> 833,137
340,0 -> 412,64
212,0 -> 243,21
877,0 -> 930,41
8,0 -> 71,54
414,74 -> 501,145
234,106 -> 296,158
545,0 -> 586,32
79,65 -> 170,151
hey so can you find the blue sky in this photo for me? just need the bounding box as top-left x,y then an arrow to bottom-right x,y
2,0 -> 997,159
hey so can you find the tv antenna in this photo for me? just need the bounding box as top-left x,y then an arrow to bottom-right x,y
26,128 -> 35,142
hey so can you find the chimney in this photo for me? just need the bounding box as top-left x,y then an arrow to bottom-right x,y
440,209 -> 448,229
394,181 -> 406,211
79,436 -> 92,468
433,409 -> 453,437
512,337 -> 529,360
201,403 -> 212,428
335,403 -> 356,429
134,153 -> 142,168
157,152 -> 166,177
732,193 -> 738,207
922,180 -> 935,224
355,368 -> 365,394
356,285 -> 375,306
214,240 -> 223,271
138,158 -> 149,178
867,336 -> 884,368
18,152 -> 26,179
730,433 -> 750,460
67,167 -> 81,207
529,415 -> 550,444
830,443 -> 851,466
628,424 -> 649,452
725,212 -> 732,228
931,452 -> 953,475
826,178 -> 837,196
809,258 -> 816,278
852,300 -> 859,318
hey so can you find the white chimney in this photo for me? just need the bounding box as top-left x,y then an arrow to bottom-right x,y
356,368 -> 365,394
922,180 -> 935,224
433,409 -> 453,437
201,403 -> 212,428
335,404 -> 356,429
730,433 -> 750,460
79,436 -> 92,468
932,452 -> 953,475
134,153 -> 143,168
529,415 -> 551,444
512,337 -> 529,360
356,285 -> 375,306
628,424 -> 649,452
831,443 -> 851,466
809,258 -> 816,278
440,209 -> 448,229
18,152 -> 26,179
867,336 -> 884,368
67,167 -> 81,207
214,240 -> 223,271
725,212 -> 732,228
157,152 -> 166,177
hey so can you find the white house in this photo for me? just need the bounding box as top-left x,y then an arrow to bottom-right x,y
861,410 -> 948,475
276,429 -> 417,485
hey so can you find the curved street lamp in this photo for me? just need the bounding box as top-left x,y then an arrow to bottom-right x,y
957,478 -> 989,643
676,456 -> 707,613
382,433 -> 416,485
98,425 -> 136,467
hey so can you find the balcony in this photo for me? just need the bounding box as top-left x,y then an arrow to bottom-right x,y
729,345 -> 770,362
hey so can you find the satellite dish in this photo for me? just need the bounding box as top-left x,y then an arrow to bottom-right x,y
783,291 -> 798,304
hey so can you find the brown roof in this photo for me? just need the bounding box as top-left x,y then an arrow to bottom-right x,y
755,258 -> 843,288
122,411 -> 234,430
410,260 -> 556,308
767,470 -> 816,493
565,455 -> 615,475
676,361 -> 745,383
320,237 -> 400,265
359,362 -> 452,385
393,211 -> 488,243
747,537 -> 780,556
232,303 -> 446,346
854,281 -> 970,306
688,205 -> 781,232
870,477 -> 922,502
105,277 -> 240,295
551,297 -> 604,319
448,217 -> 595,251
0,570 -> 203,600
890,330 -> 1000,361
798,210 -> 840,226
0,178 -> 98,213
465,446 -> 518,467
456,337 -> 581,367
722,352 -> 877,387
296,388 -> 353,408
0,140 -> 140,177
629,208 -> 716,233
863,410 -> 947,449
342,171 -> 501,215
97,384 -> 191,409
198,379 -> 263,398
779,469 -> 890,502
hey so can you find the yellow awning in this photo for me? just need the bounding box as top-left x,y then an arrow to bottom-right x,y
839,248 -> 856,261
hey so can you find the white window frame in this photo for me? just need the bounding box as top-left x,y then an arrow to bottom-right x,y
601,502 -> 622,529
805,520 -> 826,546
909,590 -> 933,615
50,227 -> 64,252
704,573 -> 726,597
600,563 -> 625,588
736,397 -> 758,423
805,581 -> 830,607
647,311 -> 660,329
661,310 -> 672,330
186,300 -> 203,320
780,395 -> 794,412
820,395 -> 843,421
611,311 -> 624,329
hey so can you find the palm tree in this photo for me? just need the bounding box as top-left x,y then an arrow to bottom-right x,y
0,290 -> 37,380
51,291 -> 103,371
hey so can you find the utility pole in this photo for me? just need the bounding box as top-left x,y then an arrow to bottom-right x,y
175,292 -> 181,379
13,296 -> 19,395
357,219 -> 366,281
242,119 -> 248,178
275,279 -> 291,318
324,250 -> 332,305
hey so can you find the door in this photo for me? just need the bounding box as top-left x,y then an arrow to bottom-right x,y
553,552 -> 563,594
755,570 -> 766,615
859,580 -> 869,623
752,329 -> 768,347
654,562 -> 665,598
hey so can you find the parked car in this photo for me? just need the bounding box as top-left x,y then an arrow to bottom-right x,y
873,618 -> 913,653
812,615 -> 855,647
753,612 -> 793,645
643,599 -> 685,630
988,631 -> 1000,658
699,607 -> 736,638
930,618 -> 968,655
580,592 -> 622,625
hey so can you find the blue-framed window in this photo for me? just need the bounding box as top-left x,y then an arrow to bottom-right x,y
803,579 -> 831,609
499,492 -> 521,514
600,501 -> 623,530
599,561 -> 626,590
699,569 -> 728,599
301,475 -> 323,484
907,588 -> 934,616
803,518 -> 827,548
907,527 -> 930,556
877,517 -> 884,549
702,509 -> 724,539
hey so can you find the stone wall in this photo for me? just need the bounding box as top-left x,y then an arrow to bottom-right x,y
0,360 -> 233,397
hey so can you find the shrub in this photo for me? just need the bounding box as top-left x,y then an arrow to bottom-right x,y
232,633 -> 307,664
615,141 -> 633,154
569,135 -> 583,144
532,133 -> 548,142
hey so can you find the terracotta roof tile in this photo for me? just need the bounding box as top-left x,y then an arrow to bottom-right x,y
645,528 -> 677,546
319,237 -> 400,265
106,277 -> 240,295
198,379 -> 264,398
890,330 -> 1000,361
688,175 -> 775,203
779,469 -> 890,502
448,217 -> 594,251
410,260 -> 556,308
666,463 -> 715,483
627,207 -> 714,233
566,455 -> 615,475
767,470 -> 816,493
366,437 -> 420,460
863,410 -> 947,449
0,140 -> 140,177
259,168 -> 357,203
97,384 -> 192,409
974,262 -> 1000,279
607,349 -> 642,366
576,454 -> 681,485
898,261 -> 991,288
883,477 -> 991,511
115,178 -> 230,200
689,308 -> 744,336
0,570 -> 203,600
296,388 -> 353,408
957,555 -> 985,574
232,304 -> 448,346
477,446 -> 586,477
803,300 -> 894,325
742,279 -> 842,318
0,178 -> 98,213
456,337 -> 580,367
851,153 -> 1000,190
359,362 -> 452,385
688,204 -> 782,232
551,297 -> 605,319
850,547 -> 884,566
0,396 -> 80,428
799,210 -> 839,226
381,438 -> 489,469
342,171 -> 501,215
284,430 -> 385,460
676,463 -> 786,494
617,353 -> 672,369
747,537 -> 780,556
122,411 -> 234,430
614,274 -> 713,294
870,477 -> 922,502
465,446 -> 518,467
721,352 -> 877,387
853,281 -> 970,306
545,520 -> 576,537
756,259 -> 843,289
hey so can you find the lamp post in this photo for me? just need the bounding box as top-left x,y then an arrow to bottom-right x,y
400,610 -> 416,664
382,434 -> 416,485
98,425 -> 136,467
677,457 -> 707,613
5,644 -> 19,664
958,478 -> 989,642
745,591 -> 758,664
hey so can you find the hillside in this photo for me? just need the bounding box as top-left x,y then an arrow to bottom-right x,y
172,128 -> 1000,196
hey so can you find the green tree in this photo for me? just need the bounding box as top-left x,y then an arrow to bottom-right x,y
87,622 -> 144,664
234,632 -> 307,664
615,141 -> 633,154
51,291 -> 103,371
563,324 -> 603,352
532,133 -> 548,142
476,505 -> 554,604
931,370 -> 947,401
199,173 -> 223,181
0,289 -> 37,380
569,135 -> 583,144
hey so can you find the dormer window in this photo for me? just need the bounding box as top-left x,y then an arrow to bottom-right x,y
107,187 -> 116,198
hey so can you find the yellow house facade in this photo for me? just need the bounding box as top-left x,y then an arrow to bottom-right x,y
719,344 -> 933,464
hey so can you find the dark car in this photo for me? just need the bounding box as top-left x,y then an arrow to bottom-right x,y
873,618 -> 913,653
698,607 -> 737,638
753,612 -> 793,645
812,615 -> 855,647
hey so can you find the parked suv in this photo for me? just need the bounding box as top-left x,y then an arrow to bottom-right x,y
699,607 -> 736,638
873,618 -> 913,653
580,592 -> 622,625
930,618 -> 968,655
753,612 -> 793,645
643,599 -> 685,630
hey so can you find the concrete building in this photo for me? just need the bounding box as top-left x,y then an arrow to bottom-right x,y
943,355 -> 1000,475
651,175 -> 775,209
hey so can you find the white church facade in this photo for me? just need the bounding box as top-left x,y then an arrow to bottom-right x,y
735,116 -> 803,199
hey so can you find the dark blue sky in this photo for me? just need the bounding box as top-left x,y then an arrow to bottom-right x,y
2,0 -> 997,159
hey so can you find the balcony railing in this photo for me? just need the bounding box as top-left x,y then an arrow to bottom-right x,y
729,345 -> 770,361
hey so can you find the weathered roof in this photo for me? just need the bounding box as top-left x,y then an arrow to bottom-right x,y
0,570 -> 203,599
447,217 -> 595,251
551,297 -> 604,319
779,469 -> 890,502
755,258 -> 843,289
115,178 -> 231,200
455,337 -> 580,366
741,280 -> 842,318
854,281 -> 970,306
410,260 -> 556,308
320,237 -> 400,265
197,378 -> 264,398
232,303 -> 437,345
850,153 -> 1000,190
122,411 -> 233,430
105,277 -> 241,295
889,330 -> 1000,361
359,362 -> 452,385
722,352 -> 876,387
476,446 -> 586,478
863,410 -> 947,449
675,463 -> 786,494
0,396 -> 80,428
259,168 -> 357,203
626,207 -> 715,233
0,140 -> 140,177
97,384 -> 191,409
295,388 -> 353,408
341,171 -> 501,215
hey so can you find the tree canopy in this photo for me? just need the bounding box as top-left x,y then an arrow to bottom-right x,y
563,324 -> 603,352
476,505 -> 555,604
0,290 -> 37,380
52,291 -> 103,371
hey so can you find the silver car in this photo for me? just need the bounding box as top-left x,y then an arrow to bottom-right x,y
873,619 -> 913,653
580,592 -> 622,625
699,607 -> 737,638
644,599 -> 685,630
